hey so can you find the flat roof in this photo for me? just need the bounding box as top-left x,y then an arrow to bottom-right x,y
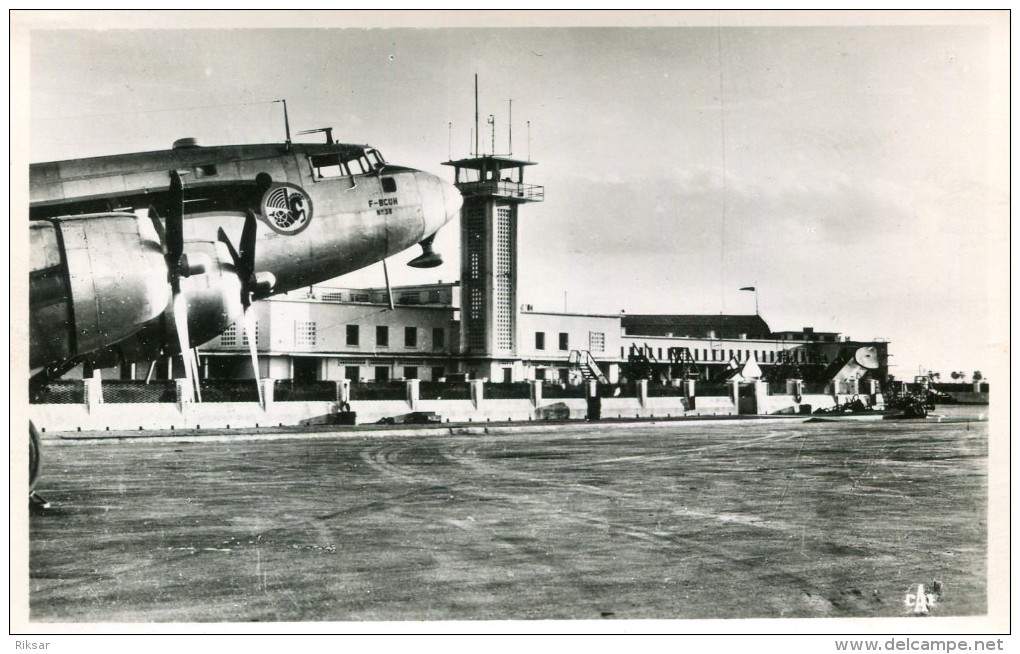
442,155 -> 537,171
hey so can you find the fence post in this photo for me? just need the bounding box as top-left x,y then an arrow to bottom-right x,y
637,379 -> 648,408
730,379 -> 740,413
754,380 -> 769,415
530,380 -> 542,407
787,379 -> 804,403
406,379 -> 420,409
470,379 -> 485,409
261,378 -> 275,411
175,378 -> 194,406
84,371 -> 104,413
338,379 -> 351,405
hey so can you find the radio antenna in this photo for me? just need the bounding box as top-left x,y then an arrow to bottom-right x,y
474,74 -> 479,158
487,114 -> 495,156
448,122 -> 452,160
527,120 -> 531,161
508,99 -> 513,156
275,99 -> 292,149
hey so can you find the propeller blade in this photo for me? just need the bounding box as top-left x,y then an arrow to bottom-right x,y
239,210 -> 258,282
172,291 -> 198,402
147,206 -> 168,252
243,308 -> 264,408
166,171 -> 184,266
217,227 -> 241,267
189,347 -> 203,402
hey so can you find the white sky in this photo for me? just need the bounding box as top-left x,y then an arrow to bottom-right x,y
17,11 -> 1009,380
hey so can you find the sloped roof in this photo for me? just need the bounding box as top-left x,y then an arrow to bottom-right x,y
622,314 -> 772,339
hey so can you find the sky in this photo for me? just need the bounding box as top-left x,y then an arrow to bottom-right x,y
18,11 -> 1010,381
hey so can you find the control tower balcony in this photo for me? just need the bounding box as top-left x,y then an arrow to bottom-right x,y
457,180 -> 544,203
443,155 -> 544,204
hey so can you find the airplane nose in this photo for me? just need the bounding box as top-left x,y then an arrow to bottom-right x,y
443,180 -> 463,224
419,173 -> 462,239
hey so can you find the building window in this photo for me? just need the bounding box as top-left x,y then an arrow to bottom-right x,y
535,332 -> 546,350
346,324 -> 359,346
431,366 -> 444,381
405,326 -> 417,348
559,333 -> 569,350
376,325 -> 389,347
432,327 -> 445,350
658,347 -> 663,360
535,368 -> 546,381
375,367 -> 390,382
220,323 -> 238,347
428,290 -> 441,303
345,365 -> 360,382
588,332 -> 605,353
296,321 -> 317,347
403,366 -> 418,380
769,351 -> 775,363
469,252 -> 480,280
351,293 -> 370,303
321,291 -> 344,302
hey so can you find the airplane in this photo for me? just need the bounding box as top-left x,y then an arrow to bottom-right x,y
27,128 -> 463,506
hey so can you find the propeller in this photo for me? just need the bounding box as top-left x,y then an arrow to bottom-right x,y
218,210 -> 275,407
150,171 -> 204,402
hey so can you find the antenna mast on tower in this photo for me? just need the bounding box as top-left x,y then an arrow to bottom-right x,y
508,99 -> 513,156
474,74 -> 479,158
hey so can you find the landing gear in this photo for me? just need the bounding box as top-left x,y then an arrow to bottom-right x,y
29,421 -> 50,511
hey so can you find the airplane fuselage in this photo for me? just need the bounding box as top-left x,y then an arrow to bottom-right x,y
29,141 -> 461,372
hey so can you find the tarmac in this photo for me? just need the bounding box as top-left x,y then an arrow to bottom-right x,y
27,411 -> 988,622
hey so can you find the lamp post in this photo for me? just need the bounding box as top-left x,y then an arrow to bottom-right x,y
740,286 -> 758,315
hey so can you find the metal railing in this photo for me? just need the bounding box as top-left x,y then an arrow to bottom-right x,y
457,180 -> 544,202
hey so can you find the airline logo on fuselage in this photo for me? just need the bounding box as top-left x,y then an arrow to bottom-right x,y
260,183 -> 313,234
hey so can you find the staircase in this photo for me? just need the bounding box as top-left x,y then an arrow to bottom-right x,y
666,346 -> 698,379
568,350 -> 608,384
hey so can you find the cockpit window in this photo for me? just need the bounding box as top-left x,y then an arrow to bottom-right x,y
309,155 -> 347,179
367,149 -> 386,169
381,177 -> 397,193
309,147 -> 384,181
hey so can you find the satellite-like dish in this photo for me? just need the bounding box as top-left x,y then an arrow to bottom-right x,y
854,346 -> 880,370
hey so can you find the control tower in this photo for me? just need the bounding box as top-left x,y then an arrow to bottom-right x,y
443,154 -> 543,380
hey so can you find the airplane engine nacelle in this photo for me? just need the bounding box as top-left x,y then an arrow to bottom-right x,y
30,214 -> 170,371
104,241 -> 245,365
